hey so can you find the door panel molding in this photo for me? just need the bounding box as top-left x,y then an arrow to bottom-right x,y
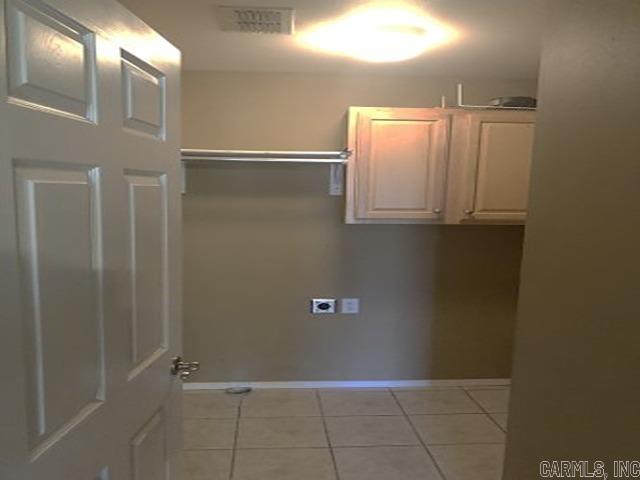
121,50 -> 166,140
13,160 -> 105,456
130,410 -> 168,480
6,0 -> 97,121
124,171 -> 169,380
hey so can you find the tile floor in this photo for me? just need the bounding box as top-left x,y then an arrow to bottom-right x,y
182,385 -> 510,480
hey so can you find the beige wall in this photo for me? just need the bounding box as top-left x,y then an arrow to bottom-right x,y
182,71 -> 536,381
504,1 -> 640,477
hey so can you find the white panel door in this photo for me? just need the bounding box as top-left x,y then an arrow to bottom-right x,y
461,111 -> 536,223
346,107 -> 450,224
0,1 -> 183,479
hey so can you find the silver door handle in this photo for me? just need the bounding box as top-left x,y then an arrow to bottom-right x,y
171,356 -> 200,380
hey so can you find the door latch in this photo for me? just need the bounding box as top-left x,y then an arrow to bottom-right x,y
171,356 -> 200,380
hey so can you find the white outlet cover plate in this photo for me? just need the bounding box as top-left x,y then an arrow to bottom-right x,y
341,298 -> 360,314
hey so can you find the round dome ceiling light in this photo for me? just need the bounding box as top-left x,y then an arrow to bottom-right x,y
298,4 -> 459,63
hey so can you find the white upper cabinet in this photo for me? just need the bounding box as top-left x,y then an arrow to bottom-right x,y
346,107 -> 451,224
346,107 -> 536,225
448,111 -> 536,224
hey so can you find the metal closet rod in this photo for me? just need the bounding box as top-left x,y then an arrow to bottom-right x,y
181,149 -> 351,164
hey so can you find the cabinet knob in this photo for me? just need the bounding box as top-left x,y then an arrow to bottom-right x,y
434,208 -> 442,214
464,209 -> 474,215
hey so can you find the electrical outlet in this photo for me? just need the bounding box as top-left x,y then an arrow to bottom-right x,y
340,298 -> 360,314
311,298 -> 336,314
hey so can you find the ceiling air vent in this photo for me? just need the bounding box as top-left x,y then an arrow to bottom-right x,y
215,6 -> 295,34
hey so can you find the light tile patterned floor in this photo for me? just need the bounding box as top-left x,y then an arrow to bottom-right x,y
182,386 -> 509,480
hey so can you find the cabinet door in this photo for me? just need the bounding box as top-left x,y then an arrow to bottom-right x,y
461,111 -> 536,222
346,107 -> 450,223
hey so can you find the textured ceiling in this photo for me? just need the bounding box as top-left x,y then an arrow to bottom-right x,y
119,0 -> 546,79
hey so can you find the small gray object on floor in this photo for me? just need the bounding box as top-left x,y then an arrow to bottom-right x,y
226,386 -> 253,395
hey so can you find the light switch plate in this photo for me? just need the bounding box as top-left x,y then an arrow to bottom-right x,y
340,298 -> 360,314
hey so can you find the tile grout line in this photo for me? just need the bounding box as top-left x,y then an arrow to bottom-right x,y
456,389 -> 510,480
461,388 -> 508,434
488,412 -> 508,433
228,395 -> 244,480
235,413 -> 406,419
228,412 -> 504,418
315,389 -> 342,480
389,388 -> 450,480
184,441 -> 508,453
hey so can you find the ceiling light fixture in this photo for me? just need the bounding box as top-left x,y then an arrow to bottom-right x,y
298,4 -> 458,63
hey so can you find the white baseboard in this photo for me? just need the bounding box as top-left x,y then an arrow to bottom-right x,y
183,378 -> 510,391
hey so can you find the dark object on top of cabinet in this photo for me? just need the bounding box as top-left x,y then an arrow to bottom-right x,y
488,96 -> 537,108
